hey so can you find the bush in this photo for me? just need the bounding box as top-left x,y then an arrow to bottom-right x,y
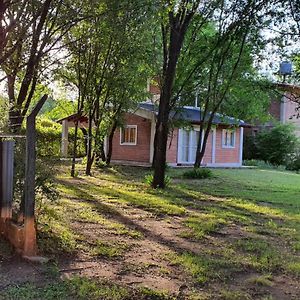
182,168 -> 213,179
286,149 -> 300,171
255,124 -> 298,166
34,118 -> 86,158
243,135 -> 259,160
243,159 -> 286,170
144,174 -> 172,187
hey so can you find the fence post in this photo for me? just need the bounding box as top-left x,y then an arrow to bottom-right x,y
23,94 -> 48,257
0,141 -> 14,219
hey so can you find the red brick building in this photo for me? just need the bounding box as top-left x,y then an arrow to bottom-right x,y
246,83 -> 300,137
110,103 -> 247,167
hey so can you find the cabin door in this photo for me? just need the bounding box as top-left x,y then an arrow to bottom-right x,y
178,129 -> 200,164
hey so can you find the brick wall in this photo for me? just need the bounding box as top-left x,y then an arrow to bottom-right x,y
283,94 -> 300,137
166,128 -> 178,163
269,99 -> 281,121
111,114 -> 241,165
111,113 -> 151,162
215,126 -> 240,164
202,131 -> 213,164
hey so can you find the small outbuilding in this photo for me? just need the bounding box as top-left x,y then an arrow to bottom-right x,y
110,103 -> 247,167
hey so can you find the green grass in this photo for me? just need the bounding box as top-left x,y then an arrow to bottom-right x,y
170,168 -> 300,212
234,238 -> 282,272
91,240 -> 129,258
25,164 -> 300,299
180,213 -> 227,239
0,277 -> 174,300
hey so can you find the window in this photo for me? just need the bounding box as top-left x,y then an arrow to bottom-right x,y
120,125 -> 137,145
222,129 -> 235,148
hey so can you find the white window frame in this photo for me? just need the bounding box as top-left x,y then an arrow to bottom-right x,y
222,129 -> 236,148
120,125 -> 137,145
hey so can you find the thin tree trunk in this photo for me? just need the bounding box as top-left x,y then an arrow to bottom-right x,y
80,127 -> 88,155
105,121 -> 117,166
194,123 -> 212,168
71,120 -> 79,177
194,126 -> 204,168
85,109 -> 94,175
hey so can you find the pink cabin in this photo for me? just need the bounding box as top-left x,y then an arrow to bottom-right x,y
110,103 -> 247,167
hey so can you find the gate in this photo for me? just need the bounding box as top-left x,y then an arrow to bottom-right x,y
0,95 -> 48,257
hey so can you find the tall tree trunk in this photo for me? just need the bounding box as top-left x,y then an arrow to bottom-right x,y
152,32 -> 186,187
105,121 -> 117,166
152,8 -> 195,188
152,91 -> 170,188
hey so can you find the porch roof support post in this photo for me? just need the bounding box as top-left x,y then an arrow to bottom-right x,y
212,128 -> 216,165
61,119 -> 69,157
239,127 -> 244,166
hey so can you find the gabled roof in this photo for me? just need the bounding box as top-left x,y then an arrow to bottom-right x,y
138,102 -> 249,127
57,113 -> 88,124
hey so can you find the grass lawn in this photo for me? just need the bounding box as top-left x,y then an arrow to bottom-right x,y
1,164 -> 300,300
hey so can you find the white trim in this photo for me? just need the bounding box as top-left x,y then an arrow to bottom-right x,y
149,117 -> 156,163
120,125 -> 137,145
146,78 -> 151,92
280,95 -> 286,124
134,108 -> 154,120
222,129 -> 236,148
212,128 -> 216,164
177,128 -> 201,164
103,135 -> 108,156
61,119 -> 69,157
177,128 -> 183,164
206,162 -> 242,168
239,127 -> 244,165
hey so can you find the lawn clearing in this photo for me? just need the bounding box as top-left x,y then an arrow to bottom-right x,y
1,163 -> 300,299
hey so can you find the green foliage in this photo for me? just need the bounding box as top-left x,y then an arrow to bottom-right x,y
243,159 -> 285,170
42,98 -> 76,121
35,118 -> 86,158
144,174 -> 172,187
286,148 -> 300,171
255,124 -> 298,165
182,168 -> 213,179
0,96 -> 9,131
243,134 -> 259,160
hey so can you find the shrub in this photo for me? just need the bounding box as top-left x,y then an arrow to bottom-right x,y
255,124 -> 298,166
286,149 -> 300,171
182,168 -> 212,179
243,135 -> 259,160
144,174 -> 172,187
34,118 -> 86,158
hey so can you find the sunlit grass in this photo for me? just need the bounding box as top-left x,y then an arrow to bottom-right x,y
34,163 -> 300,298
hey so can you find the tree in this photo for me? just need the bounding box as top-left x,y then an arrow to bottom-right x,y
152,0 -> 204,188
0,0 -> 84,132
152,0 -> 273,187
60,0 -> 153,176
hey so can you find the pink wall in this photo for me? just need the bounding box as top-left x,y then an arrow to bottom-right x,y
166,128 -> 178,163
111,113 -> 151,163
215,127 -> 240,164
202,131 -> 213,165
111,113 -> 241,165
